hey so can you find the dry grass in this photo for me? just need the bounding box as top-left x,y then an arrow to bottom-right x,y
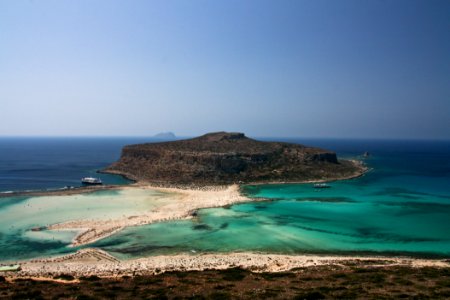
1,266 -> 450,299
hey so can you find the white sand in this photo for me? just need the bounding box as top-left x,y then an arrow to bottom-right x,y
47,184 -> 251,246
6,181 -> 449,278
12,248 -> 449,278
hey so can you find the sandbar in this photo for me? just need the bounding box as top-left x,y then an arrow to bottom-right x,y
47,184 -> 251,246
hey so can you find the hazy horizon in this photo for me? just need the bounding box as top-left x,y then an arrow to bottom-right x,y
1,133 -> 450,141
1,0 -> 449,139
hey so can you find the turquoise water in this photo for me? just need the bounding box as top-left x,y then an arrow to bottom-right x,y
1,139 -> 449,261
93,140 -> 450,259
0,188 -> 173,262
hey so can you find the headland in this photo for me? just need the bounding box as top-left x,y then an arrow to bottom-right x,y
103,132 -> 367,186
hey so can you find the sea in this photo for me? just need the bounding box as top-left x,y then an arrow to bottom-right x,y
0,137 -> 449,262
0,137 -> 153,192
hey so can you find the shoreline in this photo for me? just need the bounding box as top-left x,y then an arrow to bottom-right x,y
243,160 -> 369,186
102,159 -> 369,187
4,248 -> 449,279
1,159 -> 369,248
0,159 -> 375,275
0,159 -> 368,198
0,184 -> 130,198
39,161 -> 367,247
47,184 -> 252,247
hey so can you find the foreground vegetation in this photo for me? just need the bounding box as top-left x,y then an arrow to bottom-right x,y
1,265 -> 450,299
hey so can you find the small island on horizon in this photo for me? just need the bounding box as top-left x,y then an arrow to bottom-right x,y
152,131 -> 177,140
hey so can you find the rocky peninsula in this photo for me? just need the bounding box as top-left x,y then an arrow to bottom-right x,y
104,132 -> 366,185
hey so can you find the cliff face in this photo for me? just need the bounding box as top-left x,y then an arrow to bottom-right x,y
105,132 -> 363,185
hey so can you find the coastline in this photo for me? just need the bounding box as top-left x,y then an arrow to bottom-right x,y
100,158 -> 369,188
0,158 -> 377,277
1,159 -> 368,198
1,159 -> 369,249
0,183 -> 129,198
1,160 -> 449,282
0,171 -> 135,198
6,248 -> 449,279
47,184 -> 252,247
243,159 -> 369,186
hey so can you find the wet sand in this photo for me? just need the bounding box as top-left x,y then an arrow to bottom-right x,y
47,184 -> 251,246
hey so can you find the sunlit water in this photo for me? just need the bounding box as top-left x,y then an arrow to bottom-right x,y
0,189 -> 172,261
0,139 -> 449,261
0,137 -> 158,192
94,140 -> 450,259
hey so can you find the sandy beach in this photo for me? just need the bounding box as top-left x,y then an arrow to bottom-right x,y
7,248 -> 449,279
4,169 -> 448,281
47,184 -> 251,246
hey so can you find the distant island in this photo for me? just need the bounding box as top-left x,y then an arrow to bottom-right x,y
105,131 -> 366,185
152,131 -> 177,140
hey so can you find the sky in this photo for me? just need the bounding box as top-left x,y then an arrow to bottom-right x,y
1,0 -> 449,139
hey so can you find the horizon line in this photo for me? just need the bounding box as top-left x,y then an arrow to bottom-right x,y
0,135 -> 449,142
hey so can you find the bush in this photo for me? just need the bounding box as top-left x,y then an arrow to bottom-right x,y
294,291 -> 326,300
221,268 -> 247,281
79,275 -> 100,281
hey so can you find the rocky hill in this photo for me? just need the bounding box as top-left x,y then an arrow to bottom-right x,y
104,132 -> 365,185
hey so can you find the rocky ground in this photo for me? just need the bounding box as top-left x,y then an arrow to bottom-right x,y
105,132 -> 366,185
1,264 -> 450,299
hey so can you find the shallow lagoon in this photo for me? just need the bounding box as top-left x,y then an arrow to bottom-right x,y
94,179 -> 450,259
1,139 -> 450,261
0,188 -> 172,261
94,141 -> 450,259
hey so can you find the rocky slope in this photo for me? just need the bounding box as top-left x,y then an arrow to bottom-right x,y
104,132 -> 364,185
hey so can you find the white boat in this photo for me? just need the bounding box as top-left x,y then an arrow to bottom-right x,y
81,177 -> 102,185
313,183 -> 330,189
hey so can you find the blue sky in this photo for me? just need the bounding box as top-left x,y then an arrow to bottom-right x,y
1,0 -> 449,139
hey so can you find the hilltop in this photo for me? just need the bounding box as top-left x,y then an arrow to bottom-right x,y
104,132 -> 365,185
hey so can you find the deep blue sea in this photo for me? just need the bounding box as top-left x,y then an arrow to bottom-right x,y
0,137 -> 449,261
0,137 -> 160,192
